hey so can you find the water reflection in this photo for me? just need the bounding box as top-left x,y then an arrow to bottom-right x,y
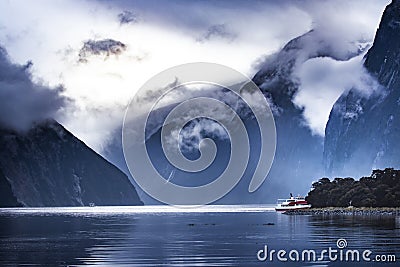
0,215 -> 135,266
307,215 -> 400,254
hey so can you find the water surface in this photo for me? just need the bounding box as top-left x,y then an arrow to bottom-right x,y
0,205 -> 399,266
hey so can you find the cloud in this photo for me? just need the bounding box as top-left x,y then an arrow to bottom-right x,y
295,0 -> 389,44
0,0 -> 312,151
293,55 -> 383,136
118,10 -> 139,25
78,39 -> 127,63
197,24 -> 236,43
126,82 -> 240,141
174,118 -> 228,152
283,0 -> 389,136
0,47 -> 70,131
250,0 -> 389,137
0,0 -> 390,152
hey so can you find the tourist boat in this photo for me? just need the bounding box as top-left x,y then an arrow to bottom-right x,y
275,194 -> 311,211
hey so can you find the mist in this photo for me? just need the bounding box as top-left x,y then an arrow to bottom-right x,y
0,47 -> 70,131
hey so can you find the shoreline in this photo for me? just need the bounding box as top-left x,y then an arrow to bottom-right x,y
284,207 -> 400,216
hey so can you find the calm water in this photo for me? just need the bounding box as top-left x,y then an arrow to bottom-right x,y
0,205 -> 399,266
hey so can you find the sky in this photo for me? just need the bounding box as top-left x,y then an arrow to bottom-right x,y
0,0 -> 390,152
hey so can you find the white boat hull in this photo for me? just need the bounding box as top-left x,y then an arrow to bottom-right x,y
275,204 -> 311,212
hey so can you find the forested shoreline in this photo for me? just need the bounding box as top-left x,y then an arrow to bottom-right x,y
306,168 -> 400,208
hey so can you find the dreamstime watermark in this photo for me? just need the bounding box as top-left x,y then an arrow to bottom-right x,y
257,238 -> 397,263
122,62 -> 276,206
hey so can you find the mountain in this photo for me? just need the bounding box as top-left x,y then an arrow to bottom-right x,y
111,29 -> 365,205
250,29 -> 365,199
324,0 -> 400,178
102,9 -> 388,204
0,120 -> 143,207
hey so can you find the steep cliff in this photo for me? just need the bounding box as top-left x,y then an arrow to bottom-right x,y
0,120 -> 143,207
324,0 -> 400,177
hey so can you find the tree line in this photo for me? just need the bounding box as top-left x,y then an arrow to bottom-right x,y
306,168 -> 400,207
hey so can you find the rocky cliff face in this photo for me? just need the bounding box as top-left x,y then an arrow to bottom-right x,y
324,0 -> 400,178
0,120 -> 143,207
